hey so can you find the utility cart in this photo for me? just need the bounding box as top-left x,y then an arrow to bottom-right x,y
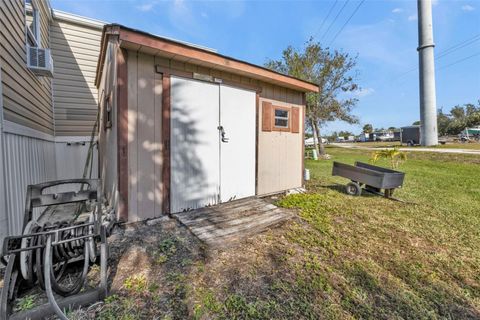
332,161 -> 405,198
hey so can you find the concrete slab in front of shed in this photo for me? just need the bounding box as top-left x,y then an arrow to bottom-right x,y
173,198 -> 292,248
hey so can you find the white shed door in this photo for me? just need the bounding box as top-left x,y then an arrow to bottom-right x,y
219,85 -> 256,202
170,77 -> 220,212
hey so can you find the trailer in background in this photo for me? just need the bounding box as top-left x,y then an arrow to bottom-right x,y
357,132 -> 371,142
461,127 -> 480,142
401,125 -> 421,146
393,130 -> 401,141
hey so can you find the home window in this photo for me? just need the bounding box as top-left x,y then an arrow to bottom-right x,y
25,0 -> 41,47
274,109 -> 289,128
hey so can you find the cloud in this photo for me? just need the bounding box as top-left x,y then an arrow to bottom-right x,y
335,21 -> 413,68
165,0 -> 209,39
136,3 -> 155,12
432,0 -> 439,5
461,4 -> 475,11
408,14 -> 417,21
354,87 -> 375,97
392,8 -> 403,13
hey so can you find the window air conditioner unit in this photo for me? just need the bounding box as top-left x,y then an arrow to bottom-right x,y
27,46 -> 53,77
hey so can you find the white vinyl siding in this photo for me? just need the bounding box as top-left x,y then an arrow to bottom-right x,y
51,20 -> 102,136
0,0 -> 53,134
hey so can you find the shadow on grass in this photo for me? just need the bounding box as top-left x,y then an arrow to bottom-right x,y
191,219 -> 480,320
320,183 -> 380,199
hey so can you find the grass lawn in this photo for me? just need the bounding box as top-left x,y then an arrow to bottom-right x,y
432,142 -> 480,150
62,146 -> 479,319
344,141 -> 480,150
345,141 -> 403,148
188,147 -> 480,319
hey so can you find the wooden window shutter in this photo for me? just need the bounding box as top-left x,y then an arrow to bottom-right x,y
262,101 -> 272,132
291,107 -> 300,133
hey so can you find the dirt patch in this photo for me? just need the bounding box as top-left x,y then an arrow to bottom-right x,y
1,216 -> 206,319
76,216 -> 206,319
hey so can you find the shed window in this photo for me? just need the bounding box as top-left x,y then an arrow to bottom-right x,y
274,109 -> 289,128
102,91 -> 112,130
25,0 -> 41,47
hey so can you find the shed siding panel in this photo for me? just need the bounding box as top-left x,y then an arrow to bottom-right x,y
127,51 -> 163,221
153,60 -> 163,218
51,19 -> 102,136
0,0 -> 53,134
98,40 -> 118,213
257,97 -> 303,195
127,51 -> 138,221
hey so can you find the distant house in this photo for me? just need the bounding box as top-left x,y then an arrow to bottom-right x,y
0,1 -> 105,237
305,137 -> 327,146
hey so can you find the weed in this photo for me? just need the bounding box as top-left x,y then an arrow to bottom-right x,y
155,253 -> 168,264
123,274 -> 148,294
159,238 -> 177,256
13,294 -> 36,312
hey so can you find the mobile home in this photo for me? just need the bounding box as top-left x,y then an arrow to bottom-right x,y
0,0 -> 104,237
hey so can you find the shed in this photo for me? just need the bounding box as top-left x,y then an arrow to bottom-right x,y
95,24 -> 318,222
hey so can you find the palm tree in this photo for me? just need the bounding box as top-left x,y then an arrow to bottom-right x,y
371,148 -> 407,169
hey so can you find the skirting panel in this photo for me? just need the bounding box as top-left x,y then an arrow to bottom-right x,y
1,133 -> 98,237
2,132 -> 57,236
55,141 -> 98,180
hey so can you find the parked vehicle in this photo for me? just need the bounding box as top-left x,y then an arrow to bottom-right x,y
401,125 -> 421,146
460,127 -> 480,142
393,130 -> 402,141
357,132 -> 371,142
377,133 -> 394,142
305,137 -> 328,146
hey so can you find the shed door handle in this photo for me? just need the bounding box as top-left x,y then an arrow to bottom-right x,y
217,126 -> 229,143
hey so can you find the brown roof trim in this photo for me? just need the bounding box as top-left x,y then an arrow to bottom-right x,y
95,24 -> 319,93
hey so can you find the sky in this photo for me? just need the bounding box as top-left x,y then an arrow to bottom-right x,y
51,0 -> 480,135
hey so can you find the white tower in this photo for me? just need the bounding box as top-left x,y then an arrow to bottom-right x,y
417,0 -> 438,146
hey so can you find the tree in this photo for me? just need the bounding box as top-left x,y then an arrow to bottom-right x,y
450,105 -> 466,120
412,121 -> 421,125
436,101 -> 480,136
363,124 -> 373,133
437,108 -> 450,136
338,131 -> 353,138
265,38 -> 359,157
